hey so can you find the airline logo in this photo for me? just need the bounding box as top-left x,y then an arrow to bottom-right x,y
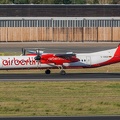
2,57 -> 38,66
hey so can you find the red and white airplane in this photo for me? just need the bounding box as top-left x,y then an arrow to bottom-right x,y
0,44 -> 120,75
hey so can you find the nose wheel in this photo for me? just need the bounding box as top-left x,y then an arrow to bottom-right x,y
60,70 -> 66,75
57,65 -> 66,75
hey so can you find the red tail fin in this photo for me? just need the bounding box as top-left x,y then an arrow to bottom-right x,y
114,44 -> 120,56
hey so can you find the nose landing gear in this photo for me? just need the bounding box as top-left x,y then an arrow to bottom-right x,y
57,65 -> 66,75
60,70 -> 66,75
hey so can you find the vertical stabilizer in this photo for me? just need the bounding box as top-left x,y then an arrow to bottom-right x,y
114,44 -> 120,57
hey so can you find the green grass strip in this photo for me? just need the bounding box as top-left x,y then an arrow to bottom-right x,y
0,81 -> 120,116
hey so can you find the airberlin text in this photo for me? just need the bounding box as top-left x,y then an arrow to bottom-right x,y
2,57 -> 38,66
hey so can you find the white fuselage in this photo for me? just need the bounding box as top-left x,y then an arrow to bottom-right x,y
67,48 -> 116,67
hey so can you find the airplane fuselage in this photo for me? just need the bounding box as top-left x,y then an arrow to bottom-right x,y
0,47 -> 120,70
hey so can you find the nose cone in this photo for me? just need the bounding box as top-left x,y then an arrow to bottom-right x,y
0,58 -> 2,68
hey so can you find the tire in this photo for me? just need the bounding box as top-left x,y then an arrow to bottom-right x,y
60,70 -> 66,75
45,69 -> 51,74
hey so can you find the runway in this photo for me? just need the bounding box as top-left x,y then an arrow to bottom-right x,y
0,73 -> 120,81
0,42 -> 118,53
0,116 -> 120,120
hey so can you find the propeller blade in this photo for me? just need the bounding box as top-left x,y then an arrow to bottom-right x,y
28,50 -> 44,54
34,49 -> 44,61
27,50 -> 36,54
22,48 -> 26,55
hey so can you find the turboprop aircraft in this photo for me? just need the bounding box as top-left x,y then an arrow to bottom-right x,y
0,44 -> 120,75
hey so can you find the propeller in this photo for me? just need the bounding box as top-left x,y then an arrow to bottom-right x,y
22,48 -> 26,56
34,49 -> 44,61
22,48 -> 44,61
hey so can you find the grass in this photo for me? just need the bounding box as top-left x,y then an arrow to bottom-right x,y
0,81 -> 120,116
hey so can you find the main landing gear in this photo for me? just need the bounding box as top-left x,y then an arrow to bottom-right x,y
45,69 -> 51,74
45,66 -> 66,75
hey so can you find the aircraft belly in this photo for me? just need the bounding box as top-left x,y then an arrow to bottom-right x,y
40,63 -> 55,68
63,62 -> 88,67
1,64 -> 38,69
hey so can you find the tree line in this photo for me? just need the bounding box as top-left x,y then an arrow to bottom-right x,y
0,0 -> 120,4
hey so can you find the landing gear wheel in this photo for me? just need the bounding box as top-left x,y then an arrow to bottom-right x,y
45,69 -> 51,74
60,70 -> 66,75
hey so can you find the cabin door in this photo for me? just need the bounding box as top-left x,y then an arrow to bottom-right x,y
86,56 -> 91,65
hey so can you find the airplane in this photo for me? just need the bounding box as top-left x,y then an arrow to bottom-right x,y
0,44 -> 120,75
